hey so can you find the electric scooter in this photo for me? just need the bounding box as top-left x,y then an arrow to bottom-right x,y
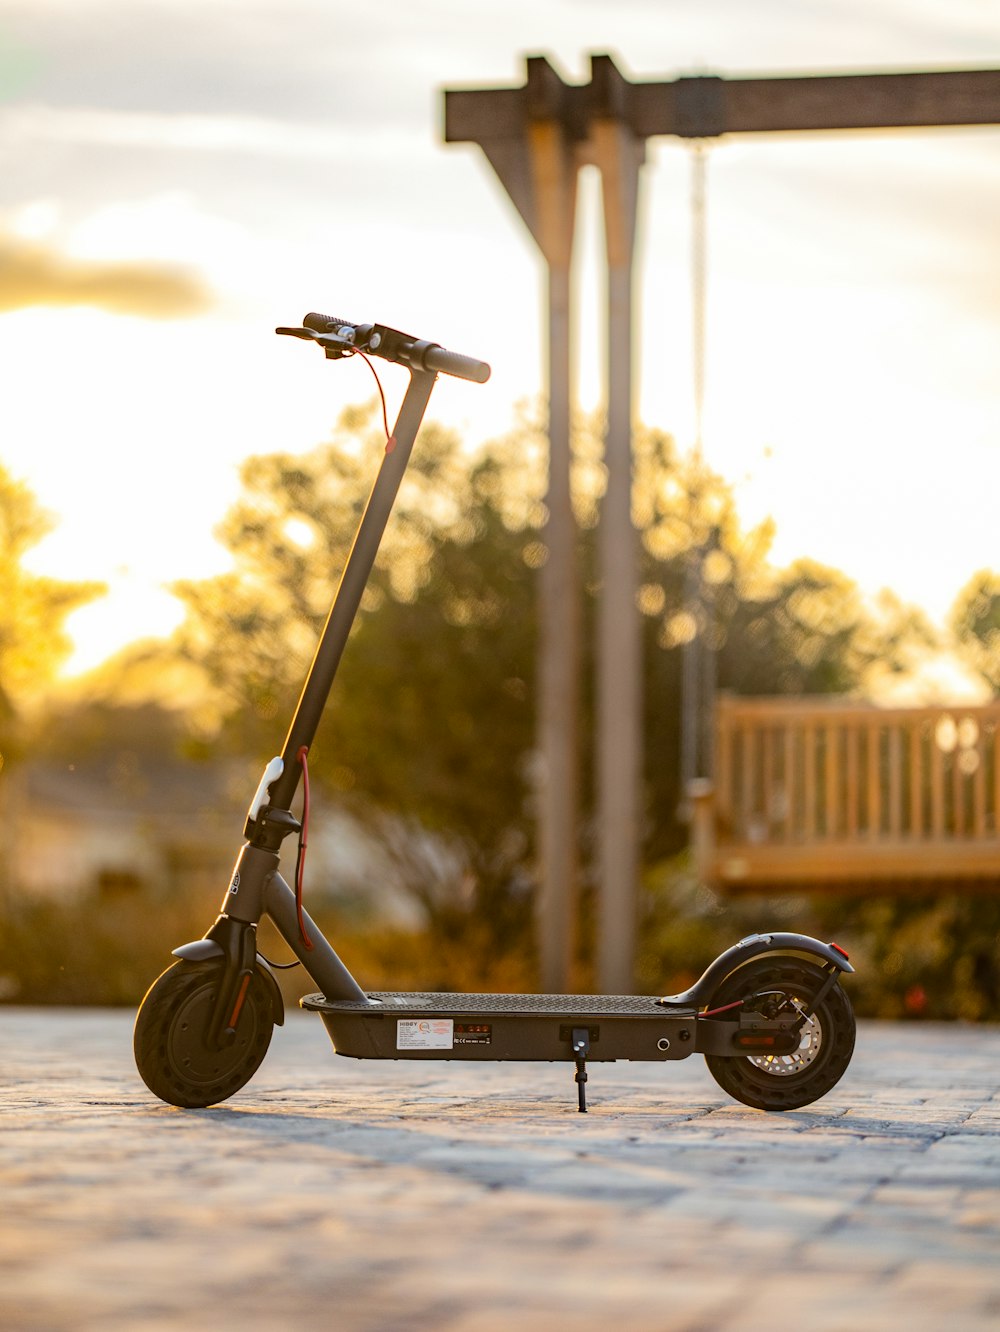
133,312 -> 856,1114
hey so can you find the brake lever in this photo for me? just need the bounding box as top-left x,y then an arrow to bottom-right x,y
275,325 -> 357,359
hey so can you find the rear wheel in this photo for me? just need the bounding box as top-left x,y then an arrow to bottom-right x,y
133,960 -> 274,1108
703,957 -> 855,1111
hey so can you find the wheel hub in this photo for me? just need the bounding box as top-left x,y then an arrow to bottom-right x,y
166,982 -> 253,1087
747,997 -> 823,1076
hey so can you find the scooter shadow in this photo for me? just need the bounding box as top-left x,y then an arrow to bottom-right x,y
161,1084 -> 887,1145
135,1088 -> 942,1215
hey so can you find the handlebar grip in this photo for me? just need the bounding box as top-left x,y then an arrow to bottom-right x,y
303,312 -> 351,333
422,344 -> 491,384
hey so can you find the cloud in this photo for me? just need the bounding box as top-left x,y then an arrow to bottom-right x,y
0,234 -> 211,317
4,103 -> 421,161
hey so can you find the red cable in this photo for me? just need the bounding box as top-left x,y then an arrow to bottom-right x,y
295,745 -> 313,950
697,1001 -> 745,1017
350,350 -> 396,452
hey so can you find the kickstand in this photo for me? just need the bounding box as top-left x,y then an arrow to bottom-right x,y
571,1028 -> 590,1113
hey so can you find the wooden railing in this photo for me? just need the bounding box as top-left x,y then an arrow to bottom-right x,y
690,695 -> 1000,890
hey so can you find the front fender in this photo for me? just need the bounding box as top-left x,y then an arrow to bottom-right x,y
658,932 -> 853,1008
172,939 -> 224,963
171,938 -> 286,1026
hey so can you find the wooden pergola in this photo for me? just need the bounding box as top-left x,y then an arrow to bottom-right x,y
444,56 -> 1000,991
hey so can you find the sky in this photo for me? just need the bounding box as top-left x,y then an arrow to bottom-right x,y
1,0 -> 999,676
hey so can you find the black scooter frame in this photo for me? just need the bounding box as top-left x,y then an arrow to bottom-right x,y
168,313 -> 854,1111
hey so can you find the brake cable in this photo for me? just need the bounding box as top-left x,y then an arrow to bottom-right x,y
257,745 -> 313,969
346,348 -> 396,452
293,745 -> 313,950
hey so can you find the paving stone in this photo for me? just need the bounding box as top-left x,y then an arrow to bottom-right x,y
1,1009 -> 999,1330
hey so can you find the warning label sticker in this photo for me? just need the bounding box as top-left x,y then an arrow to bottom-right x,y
455,1023 -> 492,1046
397,1019 -> 454,1051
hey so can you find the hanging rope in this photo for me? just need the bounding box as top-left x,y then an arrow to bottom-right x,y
690,142 -> 708,459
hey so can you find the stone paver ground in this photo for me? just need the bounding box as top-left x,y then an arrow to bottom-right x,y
2,1008 -> 999,1331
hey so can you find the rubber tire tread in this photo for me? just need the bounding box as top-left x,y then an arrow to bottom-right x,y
133,959 -> 274,1108
703,957 -> 855,1111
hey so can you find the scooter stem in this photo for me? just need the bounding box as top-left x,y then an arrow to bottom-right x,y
264,367 -> 437,817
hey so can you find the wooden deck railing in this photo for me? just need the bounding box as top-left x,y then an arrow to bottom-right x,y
689,695 -> 1000,890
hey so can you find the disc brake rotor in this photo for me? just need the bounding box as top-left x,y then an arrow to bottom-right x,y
748,995 -> 823,1076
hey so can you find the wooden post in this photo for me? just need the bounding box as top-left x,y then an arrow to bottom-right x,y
586,57 -> 645,993
446,59 -> 582,991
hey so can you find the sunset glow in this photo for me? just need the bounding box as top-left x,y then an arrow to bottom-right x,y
1,1 -> 998,676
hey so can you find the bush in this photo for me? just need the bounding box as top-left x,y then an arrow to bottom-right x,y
638,855 -> 1000,1021
4,859 -> 998,1022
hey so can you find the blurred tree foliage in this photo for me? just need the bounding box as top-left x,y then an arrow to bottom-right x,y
171,405 -> 545,948
166,403 -> 922,968
1,413 -> 992,1016
950,569 -> 1000,692
636,862 -> 1000,1024
0,461 -> 103,755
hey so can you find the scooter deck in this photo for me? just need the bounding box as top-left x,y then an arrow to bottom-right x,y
301,991 -> 700,1062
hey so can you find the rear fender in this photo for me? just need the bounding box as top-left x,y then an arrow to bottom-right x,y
171,938 -> 286,1026
657,932 -> 853,1009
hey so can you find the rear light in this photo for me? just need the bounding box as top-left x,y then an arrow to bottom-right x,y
733,1031 -> 799,1053
829,941 -> 850,960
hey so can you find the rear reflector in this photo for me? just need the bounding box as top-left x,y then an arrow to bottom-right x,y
733,1032 -> 799,1052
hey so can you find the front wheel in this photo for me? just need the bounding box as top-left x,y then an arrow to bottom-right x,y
703,957 -> 855,1111
133,959 -> 274,1108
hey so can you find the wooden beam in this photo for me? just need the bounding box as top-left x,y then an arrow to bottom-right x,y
716,68 -> 1000,135
446,65 -> 1000,145
712,838 -> 1000,885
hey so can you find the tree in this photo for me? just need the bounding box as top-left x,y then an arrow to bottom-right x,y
950,570 -> 1000,692
0,462 -> 103,752
170,405 -> 544,944
619,429 -> 932,860
168,405 -> 919,950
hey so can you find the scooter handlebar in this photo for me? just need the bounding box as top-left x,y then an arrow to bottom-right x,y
280,313 -> 491,384
421,344 -> 491,384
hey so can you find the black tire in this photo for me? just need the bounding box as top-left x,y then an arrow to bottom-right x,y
703,957 -> 855,1111
133,959 -> 274,1108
